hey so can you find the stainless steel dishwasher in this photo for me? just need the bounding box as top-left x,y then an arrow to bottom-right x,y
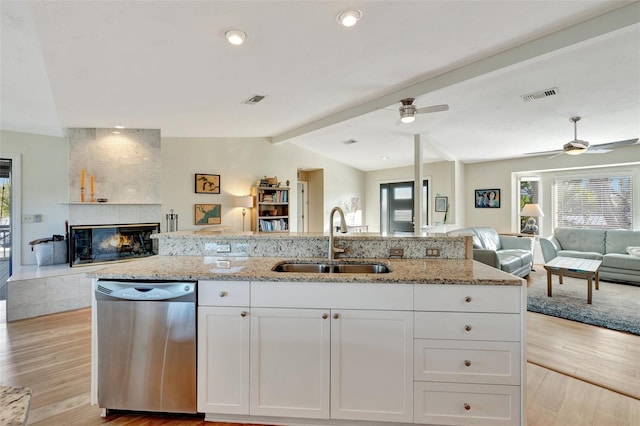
95,279 -> 197,414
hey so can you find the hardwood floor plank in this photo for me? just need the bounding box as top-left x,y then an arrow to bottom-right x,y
1,301 -> 639,425
527,311 -> 640,399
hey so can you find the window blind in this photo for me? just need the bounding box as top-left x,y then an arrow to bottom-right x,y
554,175 -> 633,229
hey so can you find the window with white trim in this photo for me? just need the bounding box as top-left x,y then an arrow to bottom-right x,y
553,174 -> 633,229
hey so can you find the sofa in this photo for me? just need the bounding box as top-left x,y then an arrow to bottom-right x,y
448,227 -> 534,278
540,227 -> 640,285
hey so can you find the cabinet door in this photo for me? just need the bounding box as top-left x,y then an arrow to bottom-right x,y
250,308 -> 330,419
197,307 -> 250,414
330,309 -> 414,423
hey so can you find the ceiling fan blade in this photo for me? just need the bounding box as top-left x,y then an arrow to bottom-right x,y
590,138 -> 639,150
585,149 -> 612,154
548,152 -> 566,159
416,104 -> 449,114
524,148 -> 564,156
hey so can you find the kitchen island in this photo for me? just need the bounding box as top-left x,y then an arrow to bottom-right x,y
89,232 -> 525,426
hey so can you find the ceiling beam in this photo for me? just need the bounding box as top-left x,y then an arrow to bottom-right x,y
270,1 -> 640,145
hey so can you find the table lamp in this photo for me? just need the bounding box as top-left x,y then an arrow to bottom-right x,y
520,203 -> 544,234
234,195 -> 254,231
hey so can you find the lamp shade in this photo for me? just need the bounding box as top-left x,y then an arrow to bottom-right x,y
520,203 -> 544,217
234,195 -> 254,209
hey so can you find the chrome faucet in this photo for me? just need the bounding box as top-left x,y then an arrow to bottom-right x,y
329,207 -> 348,260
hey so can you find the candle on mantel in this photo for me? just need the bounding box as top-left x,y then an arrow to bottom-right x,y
90,175 -> 95,194
80,168 -> 86,188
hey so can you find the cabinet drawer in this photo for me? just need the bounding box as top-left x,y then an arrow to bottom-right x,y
414,382 -> 520,426
414,284 -> 521,313
251,282 -> 413,310
414,339 -> 520,385
415,312 -> 520,341
199,281 -> 250,306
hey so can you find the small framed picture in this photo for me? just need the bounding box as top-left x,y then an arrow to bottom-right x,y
475,189 -> 500,208
195,173 -> 220,194
435,196 -> 448,212
195,204 -> 221,225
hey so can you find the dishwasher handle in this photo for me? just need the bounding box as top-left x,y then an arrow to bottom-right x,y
96,280 -> 195,302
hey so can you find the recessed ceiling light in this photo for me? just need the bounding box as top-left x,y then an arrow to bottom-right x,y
380,156 -> 388,160
225,30 -> 246,45
114,125 -> 125,129
337,9 -> 362,27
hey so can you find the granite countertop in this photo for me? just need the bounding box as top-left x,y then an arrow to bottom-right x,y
0,385 -> 32,425
87,255 -> 523,286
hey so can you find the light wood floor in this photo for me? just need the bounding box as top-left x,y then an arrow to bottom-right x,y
1,302 -> 639,425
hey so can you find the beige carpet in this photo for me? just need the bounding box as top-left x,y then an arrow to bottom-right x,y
525,266 -> 640,400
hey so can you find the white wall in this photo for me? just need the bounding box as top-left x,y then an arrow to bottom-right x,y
0,130 -> 69,265
364,160 -> 456,233
161,137 -> 365,232
2,131 -> 365,266
463,144 -> 640,234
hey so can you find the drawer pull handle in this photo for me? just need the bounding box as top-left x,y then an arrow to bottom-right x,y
464,403 -> 471,411
240,311 -> 248,317
464,296 -> 472,303
464,360 -> 471,367
322,313 -> 329,319
219,291 -> 228,298
464,325 -> 472,332
333,313 -> 340,319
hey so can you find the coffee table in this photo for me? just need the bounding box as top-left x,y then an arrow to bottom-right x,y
543,256 -> 602,304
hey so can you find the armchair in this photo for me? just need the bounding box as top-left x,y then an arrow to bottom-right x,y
448,227 -> 534,278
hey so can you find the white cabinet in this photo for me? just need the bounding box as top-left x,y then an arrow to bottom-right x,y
197,281 -> 250,415
249,307 -> 331,418
197,306 -> 250,414
196,281 -> 524,426
331,309 -> 413,423
413,284 -> 523,426
414,382 -> 520,426
249,282 -> 414,423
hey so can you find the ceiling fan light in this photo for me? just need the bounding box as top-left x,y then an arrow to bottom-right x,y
565,147 -> 587,155
337,9 -> 362,27
564,140 -> 589,155
225,30 -> 246,45
400,114 -> 415,124
399,104 -> 416,123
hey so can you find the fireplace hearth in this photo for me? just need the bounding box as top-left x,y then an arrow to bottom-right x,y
69,223 -> 159,267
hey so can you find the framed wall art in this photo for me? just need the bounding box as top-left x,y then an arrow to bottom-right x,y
435,196 -> 448,212
195,173 -> 220,194
474,189 -> 500,208
195,204 -> 221,225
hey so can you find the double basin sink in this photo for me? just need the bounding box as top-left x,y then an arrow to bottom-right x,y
272,260 -> 390,274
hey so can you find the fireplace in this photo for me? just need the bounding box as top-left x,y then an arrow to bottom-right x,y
69,223 -> 160,267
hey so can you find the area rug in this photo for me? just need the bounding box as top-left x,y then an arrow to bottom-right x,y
526,269 -> 640,335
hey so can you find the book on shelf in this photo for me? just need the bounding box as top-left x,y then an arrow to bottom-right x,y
259,219 -> 288,232
258,188 -> 288,203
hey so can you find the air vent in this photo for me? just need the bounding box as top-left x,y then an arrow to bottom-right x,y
520,87 -> 559,102
97,284 -> 113,295
342,139 -> 358,145
243,95 -> 266,105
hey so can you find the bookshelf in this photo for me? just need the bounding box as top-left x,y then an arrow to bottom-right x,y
253,186 -> 290,233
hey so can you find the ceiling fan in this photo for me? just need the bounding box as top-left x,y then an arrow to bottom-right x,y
525,116 -> 639,158
398,98 -> 449,124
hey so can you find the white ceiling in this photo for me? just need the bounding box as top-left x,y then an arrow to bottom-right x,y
1,1 -> 639,171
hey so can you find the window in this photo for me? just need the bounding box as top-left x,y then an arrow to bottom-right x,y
519,177 -> 540,232
554,174 -> 633,229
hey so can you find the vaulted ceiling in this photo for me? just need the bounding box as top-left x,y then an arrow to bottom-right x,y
1,1 -> 639,171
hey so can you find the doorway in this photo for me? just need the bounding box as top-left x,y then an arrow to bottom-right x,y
380,180 -> 428,234
1,158 -> 11,301
296,181 -> 308,232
